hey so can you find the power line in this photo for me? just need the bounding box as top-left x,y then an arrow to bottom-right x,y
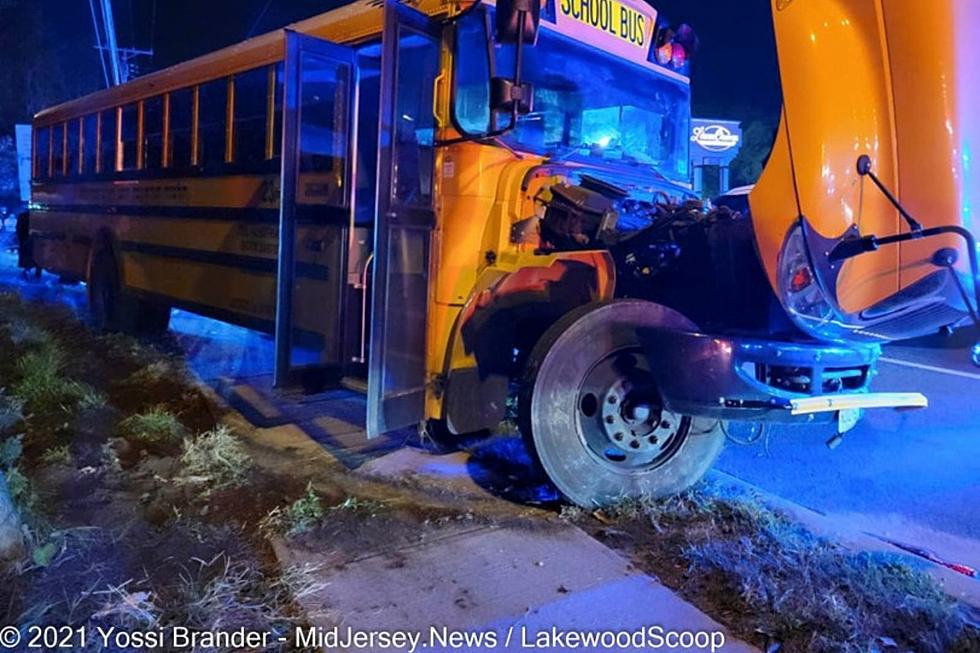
247,0 -> 274,38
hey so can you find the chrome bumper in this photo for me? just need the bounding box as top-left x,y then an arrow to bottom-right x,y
638,328 -> 924,424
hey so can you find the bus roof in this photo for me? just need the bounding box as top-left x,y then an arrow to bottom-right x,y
34,0 -> 448,126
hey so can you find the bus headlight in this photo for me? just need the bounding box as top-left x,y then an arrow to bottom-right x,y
778,226 -> 840,339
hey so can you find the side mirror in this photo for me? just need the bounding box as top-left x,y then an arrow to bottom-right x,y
491,0 -> 538,119
495,0 -> 540,44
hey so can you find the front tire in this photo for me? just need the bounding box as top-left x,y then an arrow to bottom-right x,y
519,300 -> 724,507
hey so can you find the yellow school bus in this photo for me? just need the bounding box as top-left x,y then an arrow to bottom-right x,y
30,0 -> 977,506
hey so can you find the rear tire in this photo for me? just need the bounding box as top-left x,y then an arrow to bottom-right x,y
88,246 -> 126,331
137,302 -> 172,337
519,300 -> 724,507
88,245 -> 170,336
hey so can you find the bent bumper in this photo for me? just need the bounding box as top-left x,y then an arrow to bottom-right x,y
788,392 -> 927,415
639,328 -> 924,423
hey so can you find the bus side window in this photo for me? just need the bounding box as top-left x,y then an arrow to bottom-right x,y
100,109 -> 117,173
143,96 -> 164,171
67,118 -> 80,177
52,122 -> 66,177
82,115 -> 98,175
232,66 -> 270,167
168,88 -> 194,169
199,78 -> 228,169
34,127 -> 50,180
120,104 -> 139,171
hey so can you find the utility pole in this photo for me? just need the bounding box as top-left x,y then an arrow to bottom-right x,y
88,0 -> 154,87
100,0 -> 123,85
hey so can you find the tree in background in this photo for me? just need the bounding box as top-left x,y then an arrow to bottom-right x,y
0,137 -> 17,201
0,1 -> 102,136
729,114 -> 780,189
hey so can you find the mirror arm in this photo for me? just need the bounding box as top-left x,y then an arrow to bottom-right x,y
486,8 -> 498,132
510,10 -> 526,127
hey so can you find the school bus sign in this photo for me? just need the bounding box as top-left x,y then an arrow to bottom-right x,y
554,0 -> 659,66
558,0 -> 654,48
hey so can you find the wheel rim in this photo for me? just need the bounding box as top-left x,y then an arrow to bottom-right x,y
525,301 -> 722,506
575,346 -> 687,472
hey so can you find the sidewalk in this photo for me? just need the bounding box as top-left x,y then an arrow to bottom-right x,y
264,440 -> 759,653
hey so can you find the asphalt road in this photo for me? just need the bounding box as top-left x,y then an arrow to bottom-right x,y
717,328 -> 980,570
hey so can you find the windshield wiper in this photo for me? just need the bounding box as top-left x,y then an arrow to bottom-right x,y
545,147 -> 588,164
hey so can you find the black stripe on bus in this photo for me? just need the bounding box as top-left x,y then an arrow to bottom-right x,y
118,241 -> 330,281
32,203 -> 349,224
32,231 -> 67,242
128,287 -> 328,350
31,231 -> 92,245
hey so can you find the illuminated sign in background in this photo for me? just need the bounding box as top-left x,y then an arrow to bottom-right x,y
15,125 -> 31,203
690,118 -> 742,166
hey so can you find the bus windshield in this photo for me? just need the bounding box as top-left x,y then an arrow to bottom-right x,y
454,11 -> 691,184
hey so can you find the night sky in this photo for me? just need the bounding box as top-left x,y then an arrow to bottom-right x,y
1,0 -> 781,190
29,0 -> 781,117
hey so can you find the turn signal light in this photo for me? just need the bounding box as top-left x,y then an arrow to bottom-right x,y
790,266 -> 813,293
670,43 -> 687,68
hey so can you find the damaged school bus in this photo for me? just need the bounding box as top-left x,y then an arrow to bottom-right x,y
29,0 -> 979,505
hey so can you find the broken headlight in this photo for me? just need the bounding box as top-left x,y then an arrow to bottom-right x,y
778,225 -> 843,341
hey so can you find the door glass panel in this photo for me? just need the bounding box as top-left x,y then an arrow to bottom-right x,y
297,54 -> 351,208
391,33 -> 439,207
274,33 -> 355,387
367,4 -> 441,437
